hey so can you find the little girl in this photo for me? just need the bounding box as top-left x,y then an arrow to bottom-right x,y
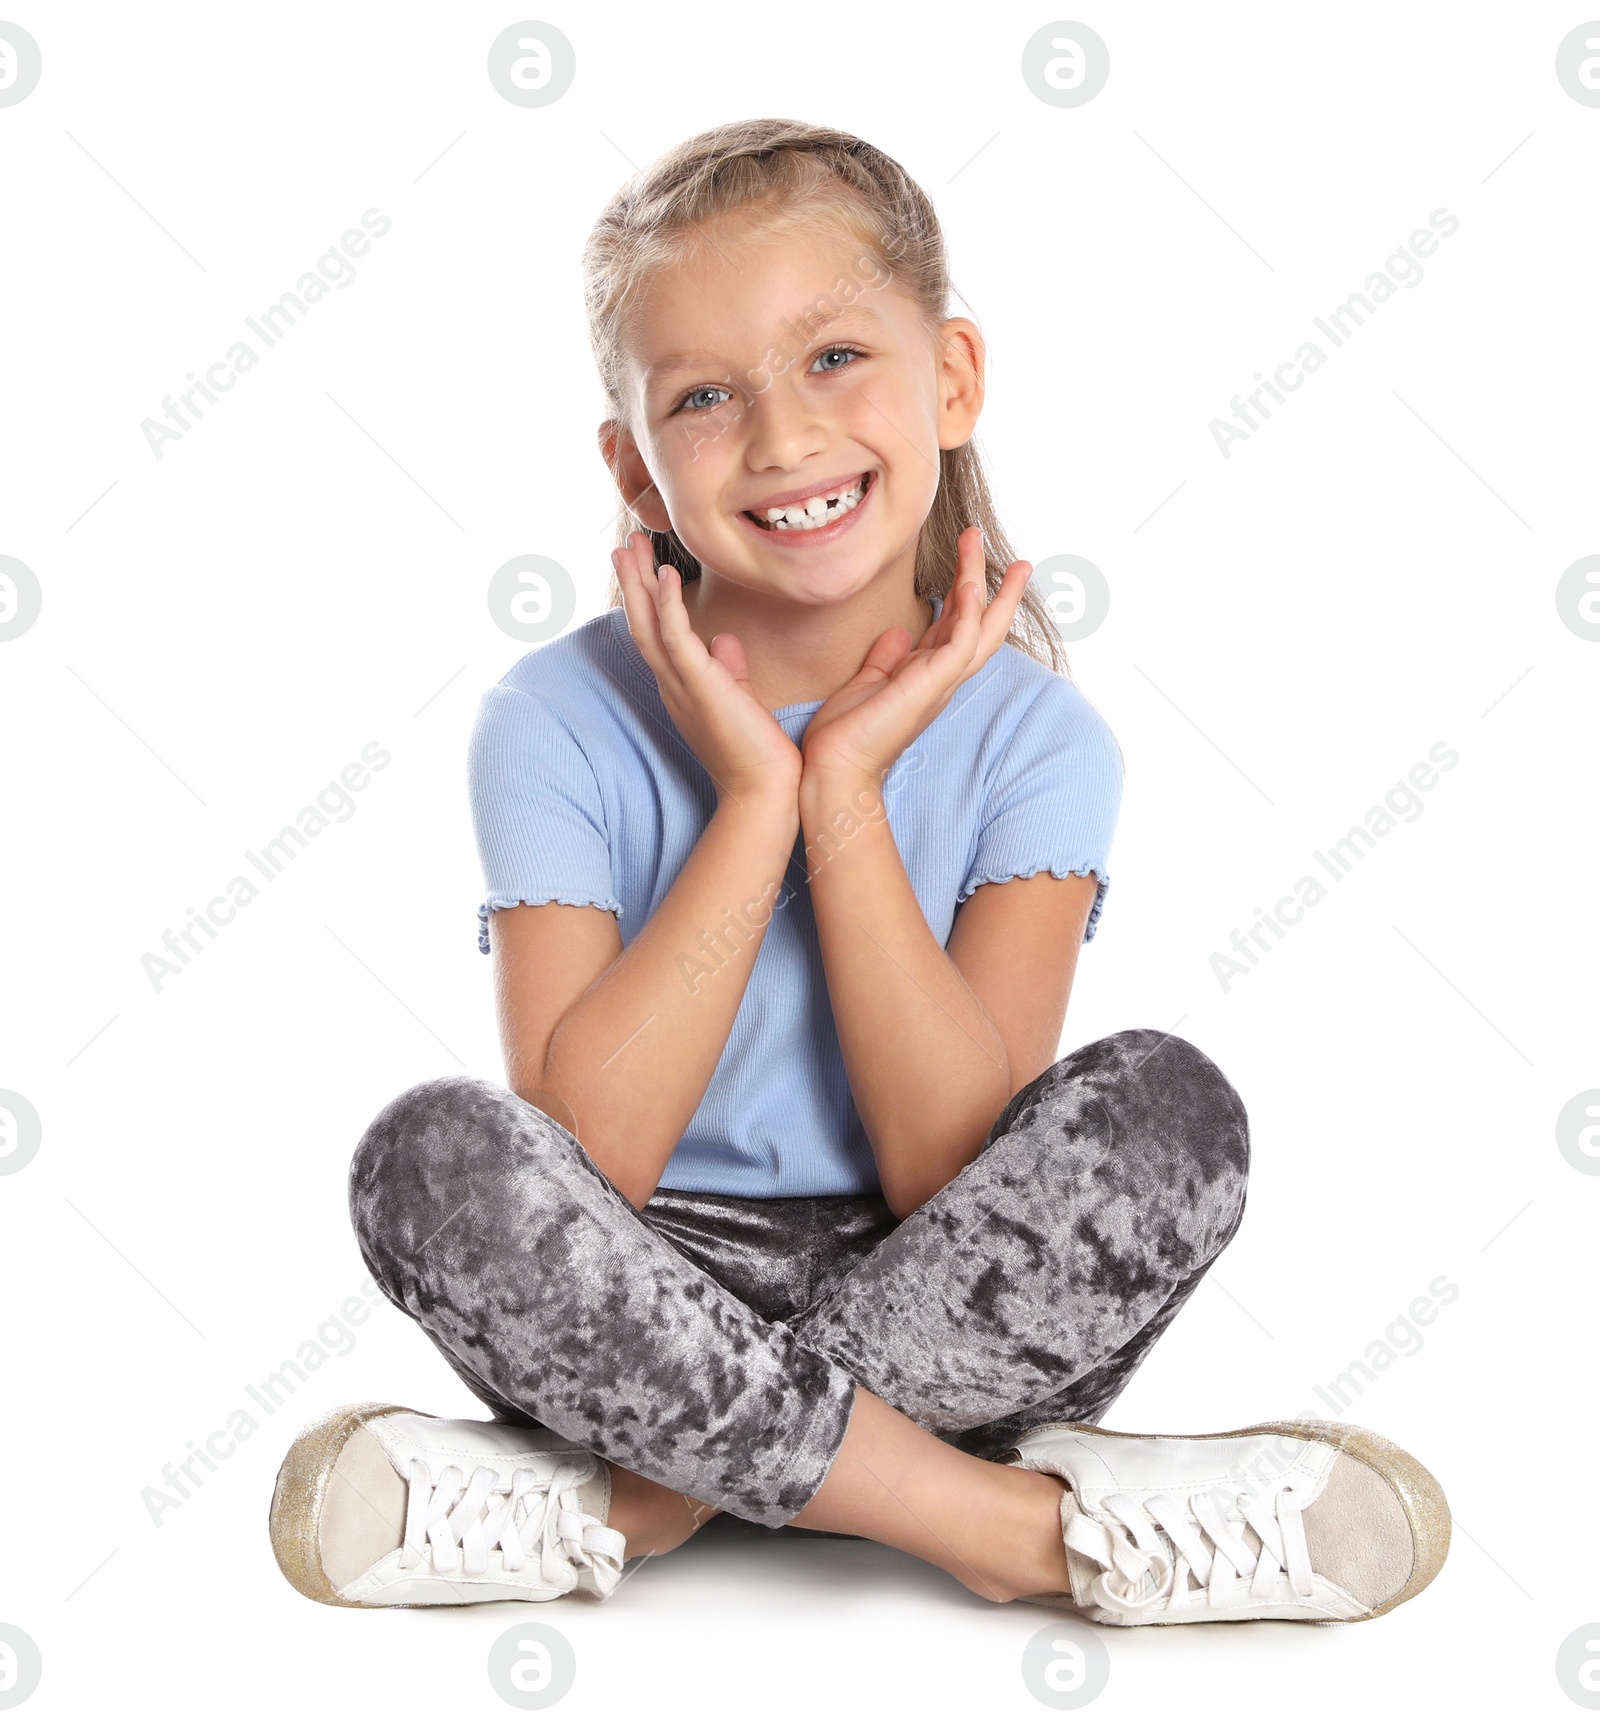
268,119 -> 1449,1625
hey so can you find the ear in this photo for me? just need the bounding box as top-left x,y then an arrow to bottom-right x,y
597,417 -> 672,533
933,316 -> 985,450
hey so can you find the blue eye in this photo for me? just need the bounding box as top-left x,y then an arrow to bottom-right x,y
677,383 -> 732,413
812,344 -> 863,374
671,345 -> 864,414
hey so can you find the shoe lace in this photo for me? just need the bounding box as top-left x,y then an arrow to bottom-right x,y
397,1456 -> 625,1596
1064,1477 -> 1316,1614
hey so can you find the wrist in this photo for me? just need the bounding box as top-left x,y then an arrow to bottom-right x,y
716,774 -> 801,826
800,760 -> 883,817
798,768 -> 887,855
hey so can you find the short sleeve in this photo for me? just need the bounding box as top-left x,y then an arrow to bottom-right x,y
957,678 -> 1124,941
468,683 -> 622,955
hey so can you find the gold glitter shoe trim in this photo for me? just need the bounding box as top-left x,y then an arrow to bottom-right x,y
267,1401 -> 411,1609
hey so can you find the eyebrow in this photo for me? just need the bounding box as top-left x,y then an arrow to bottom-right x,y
643,303 -> 888,386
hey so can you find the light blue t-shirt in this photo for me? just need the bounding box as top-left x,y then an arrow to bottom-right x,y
468,598 -> 1123,1198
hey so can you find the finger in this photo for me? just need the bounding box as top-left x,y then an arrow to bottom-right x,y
707,630 -> 751,687
948,537 -> 1031,661
922,589 -> 962,653
972,558 -> 1032,660
614,532 -> 670,673
651,559 -> 715,681
930,526 -> 989,663
920,527 -> 984,653
923,536 -> 1029,688
856,625 -> 916,682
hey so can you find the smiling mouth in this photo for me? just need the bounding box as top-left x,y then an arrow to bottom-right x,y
743,471 -> 873,532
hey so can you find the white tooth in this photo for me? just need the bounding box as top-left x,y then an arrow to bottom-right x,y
758,482 -> 871,530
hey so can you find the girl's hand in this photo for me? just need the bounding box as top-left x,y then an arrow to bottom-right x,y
800,527 -> 1031,787
613,531 -> 803,806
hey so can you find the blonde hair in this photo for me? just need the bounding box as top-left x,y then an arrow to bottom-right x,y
582,117 -> 1069,674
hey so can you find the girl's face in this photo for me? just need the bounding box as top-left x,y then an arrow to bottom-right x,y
602,214 -> 983,607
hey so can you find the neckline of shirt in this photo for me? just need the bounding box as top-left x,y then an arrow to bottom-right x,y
609,592 -> 951,719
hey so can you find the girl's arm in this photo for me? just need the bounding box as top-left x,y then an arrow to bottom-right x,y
491,780 -> 799,1211
491,534 -> 807,1211
800,768 -> 1099,1218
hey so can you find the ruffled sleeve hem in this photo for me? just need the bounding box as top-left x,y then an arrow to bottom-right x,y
477,893 -> 624,955
955,865 -> 1111,942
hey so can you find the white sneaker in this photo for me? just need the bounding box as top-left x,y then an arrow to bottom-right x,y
268,1402 -> 627,1608
1005,1419 -> 1449,1625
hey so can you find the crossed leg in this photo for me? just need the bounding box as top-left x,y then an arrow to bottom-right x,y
759,1028 -> 1249,1594
348,1028 -> 1248,1592
789,1026 -> 1250,1456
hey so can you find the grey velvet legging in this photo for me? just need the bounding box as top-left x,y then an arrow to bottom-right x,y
349,1027 -> 1250,1529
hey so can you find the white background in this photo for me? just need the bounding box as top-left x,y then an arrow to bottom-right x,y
3,0 -> 1595,1723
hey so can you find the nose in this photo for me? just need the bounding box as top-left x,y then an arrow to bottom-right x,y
740,374 -> 830,476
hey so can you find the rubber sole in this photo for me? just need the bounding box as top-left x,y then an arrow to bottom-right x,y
1006,1416 -> 1451,1620
267,1401 -> 411,1608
